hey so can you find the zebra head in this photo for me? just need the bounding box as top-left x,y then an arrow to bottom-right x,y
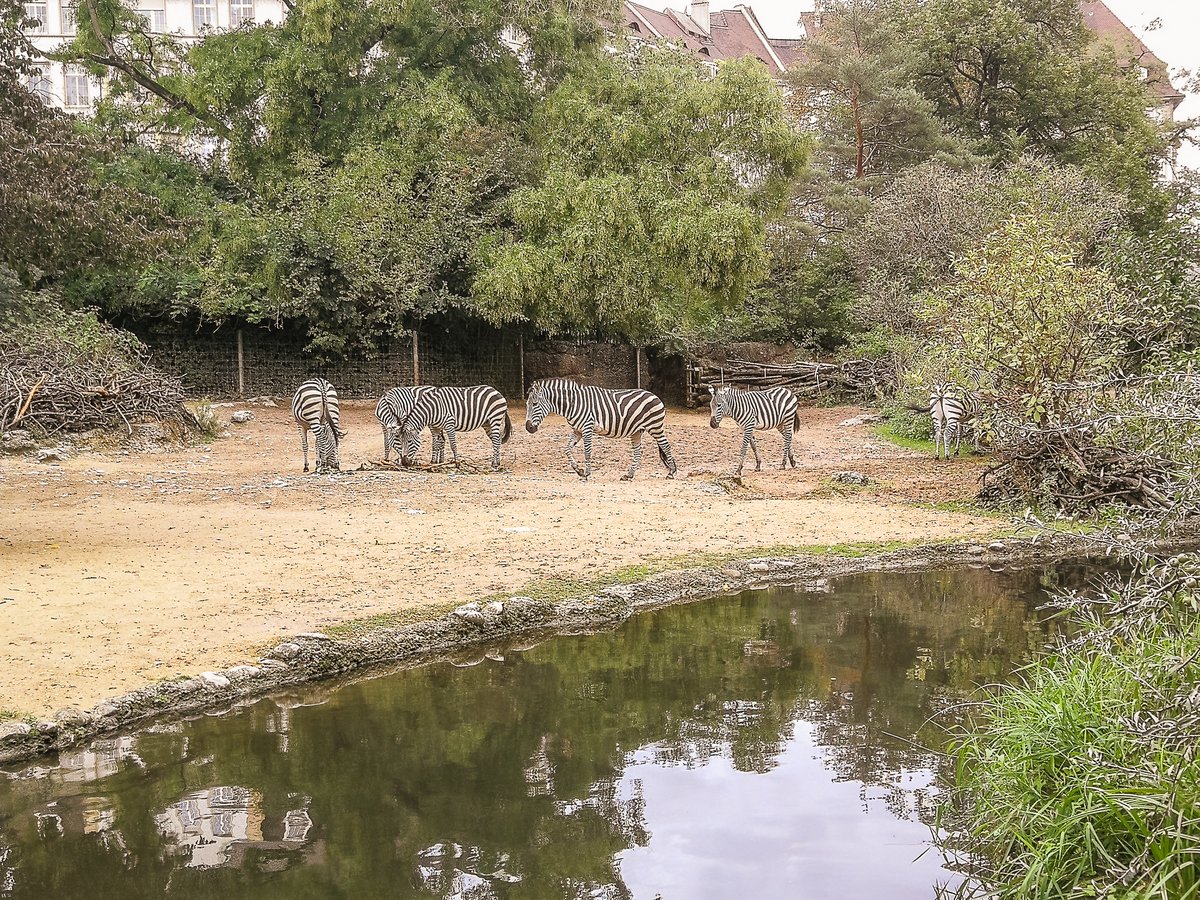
315,421 -> 341,472
525,381 -> 548,433
399,424 -> 422,468
707,385 -> 729,428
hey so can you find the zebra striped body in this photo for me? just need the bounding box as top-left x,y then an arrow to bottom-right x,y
708,385 -> 800,474
524,378 -> 677,481
291,378 -> 345,473
399,385 -> 511,472
929,382 -> 981,459
375,385 -> 437,462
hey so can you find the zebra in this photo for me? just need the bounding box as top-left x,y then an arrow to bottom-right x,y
707,385 -> 801,475
524,378 -> 677,481
375,385 -> 438,462
929,382 -> 982,459
291,378 -> 345,473
398,385 -> 512,472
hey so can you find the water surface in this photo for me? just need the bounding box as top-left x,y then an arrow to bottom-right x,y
0,564 -> 1082,899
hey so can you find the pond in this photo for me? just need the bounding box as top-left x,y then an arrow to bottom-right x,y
0,563 -> 1088,899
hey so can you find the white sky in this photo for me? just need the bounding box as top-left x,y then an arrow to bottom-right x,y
708,0 -> 1200,169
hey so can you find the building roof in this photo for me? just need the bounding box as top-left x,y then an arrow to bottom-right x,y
622,1 -> 1183,115
622,2 -> 801,75
1078,0 -> 1184,111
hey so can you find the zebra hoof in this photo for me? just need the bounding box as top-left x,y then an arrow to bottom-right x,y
620,474 -> 633,481
667,471 -> 677,479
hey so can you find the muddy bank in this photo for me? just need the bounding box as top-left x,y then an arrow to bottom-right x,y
0,533 -> 1119,766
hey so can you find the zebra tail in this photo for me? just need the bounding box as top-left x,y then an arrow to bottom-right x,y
793,406 -> 801,433
501,412 -> 512,444
658,442 -> 669,466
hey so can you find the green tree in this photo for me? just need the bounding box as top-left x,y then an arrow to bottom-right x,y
0,0 -> 168,283
904,0 -> 1168,193
918,215 -> 1129,425
787,0 -> 965,186
473,48 -> 808,343
51,0 -> 614,355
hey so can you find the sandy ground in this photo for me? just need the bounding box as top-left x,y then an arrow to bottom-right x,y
0,402 -> 995,717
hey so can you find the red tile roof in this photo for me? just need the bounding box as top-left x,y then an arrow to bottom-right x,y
619,2 -> 1182,115
622,2 -> 800,75
1078,0 -> 1184,110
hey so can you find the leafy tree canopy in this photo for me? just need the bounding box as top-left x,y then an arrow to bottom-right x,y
473,48 -> 808,343
0,0 -> 169,284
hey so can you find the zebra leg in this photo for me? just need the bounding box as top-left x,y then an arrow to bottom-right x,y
565,430 -> 583,477
952,421 -> 962,456
735,425 -> 752,475
780,425 -> 794,469
622,433 -> 644,480
381,425 -> 390,462
582,426 -> 594,481
748,430 -> 762,472
445,423 -> 459,466
488,422 -> 502,472
933,422 -> 943,460
653,428 -> 677,478
299,426 -> 310,473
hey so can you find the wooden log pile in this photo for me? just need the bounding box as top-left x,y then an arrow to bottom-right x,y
0,341 -> 200,437
688,357 -> 892,404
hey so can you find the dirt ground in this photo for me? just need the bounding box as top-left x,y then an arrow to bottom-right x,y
0,401 -> 995,717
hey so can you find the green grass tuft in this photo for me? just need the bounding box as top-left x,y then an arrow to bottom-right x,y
945,562 -> 1200,899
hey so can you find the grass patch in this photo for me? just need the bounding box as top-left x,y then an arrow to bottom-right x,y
187,399 -> 224,442
873,422 -> 939,454
0,708 -> 21,722
944,559 -> 1200,899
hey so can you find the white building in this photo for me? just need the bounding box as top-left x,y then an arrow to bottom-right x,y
23,0 -> 285,112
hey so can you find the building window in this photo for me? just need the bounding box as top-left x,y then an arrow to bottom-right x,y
24,1 -> 47,32
63,64 -> 90,108
147,9 -> 166,31
229,0 -> 252,27
62,4 -> 76,34
25,66 -> 52,102
192,0 -> 214,31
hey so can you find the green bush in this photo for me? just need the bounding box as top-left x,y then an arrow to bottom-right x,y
946,557 -> 1200,899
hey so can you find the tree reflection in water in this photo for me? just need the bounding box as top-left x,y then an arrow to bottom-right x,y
0,563 -> 1087,899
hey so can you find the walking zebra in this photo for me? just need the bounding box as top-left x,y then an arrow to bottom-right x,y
707,385 -> 801,475
398,385 -> 511,472
375,385 -> 437,462
929,382 -> 981,459
291,378 -> 345,473
524,378 -> 677,481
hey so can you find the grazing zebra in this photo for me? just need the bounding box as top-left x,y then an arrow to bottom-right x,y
929,382 -> 981,459
707,385 -> 801,475
375,385 -> 438,462
398,385 -> 511,472
524,378 -> 677,481
291,378 -> 345,473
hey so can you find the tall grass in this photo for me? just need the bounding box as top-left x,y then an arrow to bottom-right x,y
944,558 -> 1200,899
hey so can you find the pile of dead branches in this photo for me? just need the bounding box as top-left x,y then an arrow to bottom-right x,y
977,375 -> 1200,512
980,430 -> 1177,510
691,357 -> 892,403
0,318 -> 200,437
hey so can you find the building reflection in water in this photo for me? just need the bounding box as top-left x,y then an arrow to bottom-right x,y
415,841 -> 522,899
155,786 -> 316,869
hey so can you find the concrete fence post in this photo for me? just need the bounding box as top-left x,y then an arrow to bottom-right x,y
411,330 -> 420,385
